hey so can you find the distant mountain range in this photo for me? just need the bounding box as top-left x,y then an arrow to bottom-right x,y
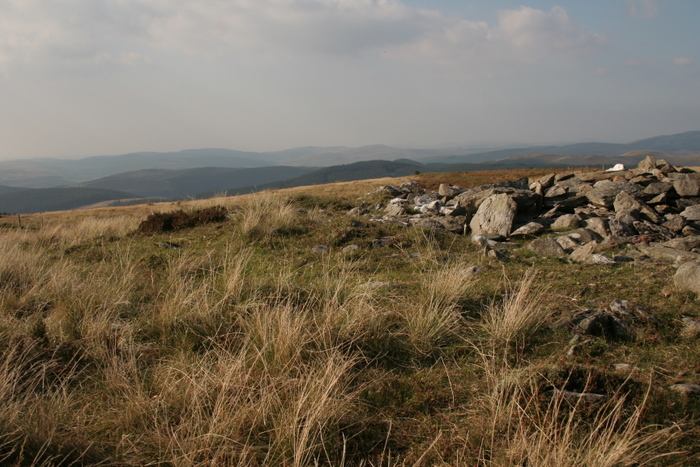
1,130 -> 699,214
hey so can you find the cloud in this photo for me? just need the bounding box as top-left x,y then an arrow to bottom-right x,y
495,6 -> 607,59
625,0 -> 660,19
673,57 -> 694,66
0,1 -> 607,73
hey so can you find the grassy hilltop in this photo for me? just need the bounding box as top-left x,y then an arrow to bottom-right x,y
0,168 -> 698,466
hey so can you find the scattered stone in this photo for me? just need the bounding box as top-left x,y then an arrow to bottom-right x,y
157,241 -> 181,249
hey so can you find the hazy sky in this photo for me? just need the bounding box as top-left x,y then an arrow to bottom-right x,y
1,0 -> 698,159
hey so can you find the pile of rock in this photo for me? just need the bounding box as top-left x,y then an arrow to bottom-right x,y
355,155 -> 700,297
359,156 -> 700,268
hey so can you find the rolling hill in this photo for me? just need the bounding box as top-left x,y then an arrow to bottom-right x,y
0,187 -> 135,214
79,166 -> 317,199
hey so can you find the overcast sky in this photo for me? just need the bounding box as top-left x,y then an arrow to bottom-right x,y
1,0 -> 698,159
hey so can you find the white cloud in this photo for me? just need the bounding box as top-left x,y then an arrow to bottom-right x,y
625,0 -> 660,19
0,1 -> 607,73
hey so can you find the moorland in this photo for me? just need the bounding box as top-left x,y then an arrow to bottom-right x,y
0,167 -> 699,466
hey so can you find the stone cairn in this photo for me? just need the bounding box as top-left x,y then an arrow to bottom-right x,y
351,155 -> 700,296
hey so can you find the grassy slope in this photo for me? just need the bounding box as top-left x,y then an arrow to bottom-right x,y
0,168 -> 698,465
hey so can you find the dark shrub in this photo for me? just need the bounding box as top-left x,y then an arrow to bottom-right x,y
137,206 -> 228,234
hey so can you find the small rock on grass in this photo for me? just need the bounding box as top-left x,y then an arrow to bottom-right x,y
670,383 -> 700,396
682,317 -> 700,338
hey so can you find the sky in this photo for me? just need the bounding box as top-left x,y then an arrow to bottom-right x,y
0,0 -> 699,159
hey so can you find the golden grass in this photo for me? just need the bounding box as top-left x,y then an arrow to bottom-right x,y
0,171 -> 689,465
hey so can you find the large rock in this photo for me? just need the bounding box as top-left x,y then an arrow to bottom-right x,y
469,193 -> 517,238
455,187 -> 541,214
674,261 -> 700,295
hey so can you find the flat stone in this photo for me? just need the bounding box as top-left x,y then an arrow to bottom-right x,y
527,237 -> 567,257
670,173 -> 700,197
567,228 -> 603,244
510,222 -> 546,237
546,388 -> 607,403
545,185 -> 567,198
661,236 -> 700,252
638,245 -> 700,262
681,205 -> 700,221
586,181 -> 644,208
643,181 -> 674,197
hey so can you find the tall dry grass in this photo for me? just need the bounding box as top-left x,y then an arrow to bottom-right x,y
401,258 -> 476,354
236,192 -> 302,240
477,372 -> 681,467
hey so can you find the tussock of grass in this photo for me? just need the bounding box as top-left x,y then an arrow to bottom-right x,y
481,268 -> 552,350
237,192 -> 304,240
